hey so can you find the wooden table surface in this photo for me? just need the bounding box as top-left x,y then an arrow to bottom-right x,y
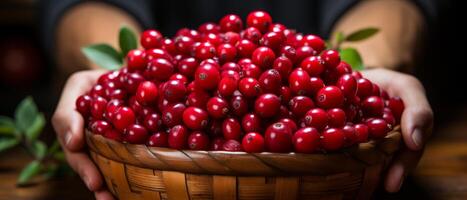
1,111 -> 466,200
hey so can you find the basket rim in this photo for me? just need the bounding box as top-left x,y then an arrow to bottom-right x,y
86,126 -> 401,176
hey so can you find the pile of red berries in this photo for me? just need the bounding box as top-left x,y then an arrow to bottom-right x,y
76,11 -> 404,153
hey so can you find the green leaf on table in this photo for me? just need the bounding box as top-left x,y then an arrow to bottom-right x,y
0,116 -> 16,136
0,137 -> 20,152
345,28 -> 379,42
340,47 -> 364,71
81,44 -> 123,70
32,141 -> 47,159
17,160 -> 42,186
15,97 -> 39,133
119,26 -> 138,56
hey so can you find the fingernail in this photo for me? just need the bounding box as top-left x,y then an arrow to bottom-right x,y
397,174 -> 405,191
65,131 -> 72,146
82,175 -> 91,189
412,128 -> 423,148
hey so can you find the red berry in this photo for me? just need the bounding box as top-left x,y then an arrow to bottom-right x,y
295,46 -> 316,64
220,14 -> 243,32
316,86 -> 344,109
300,56 -> 325,77
136,81 -> 158,105
174,36 -> 194,55
124,124 -> 148,144
289,96 -> 315,118
273,56 -> 293,80
182,107 -> 209,130
198,22 -> 220,34
222,31 -> 241,46
342,125 -> 358,147
195,62 -> 221,90
361,96 -> 385,117
387,97 -> 405,123
222,118 -> 242,140
238,77 -> 262,98
269,23 -> 286,33
207,97 -> 230,118
236,39 -> 257,58
242,113 -> 262,133
279,86 -> 292,104
146,58 -> 174,81
320,49 -> 340,68
162,103 -> 186,127
260,31 -> 285,50
177,57 -> 198,78
264,122 -> 293,153
383,108 -> 396,127
186,91 -> 210,108
194,42 -> 216,60
289,69 -> 312,95
217,43 -> 237,63
127,49 -> 147,71
300,34 -> 325,53
367,118 -> 390,138
105,99 -> 124,121
188,131 -> 210,150
293,127 -> 320,153
240,63 -> 261,79
145,48 -> 173,63
91,96 -> 107,120
321,128 -> 345,151
112,106 -> 135,132
356,78 -> 373,98
143,113 -> 162,132
104,128 -> 123,142
243,27 -> 262,44
210,137 -> 225,150
354,124 -> 369,143
242,132 -> 265,153
168,125 -> 189,149
230,95 -> 249,116
76,94 -> 92,117
327,108 -> 346,128
259,69 -> 282,94
246,11 -> 272,33
147,131 -> 168,147
278,118 -> 297,133
280,45 -> 297,63
304,108 -> 328,130
141,30 -> 163,49
309,77 -> 325,96
222,139 -> 243,151
162,38 -> 177,55
218,77 -> 238,97
252,47 -> 276,69
162,80 -> 186,102
255,94 -> 281,118
336,62 -> 352,76
90,120 -> 111,135
337,74 -> 357,97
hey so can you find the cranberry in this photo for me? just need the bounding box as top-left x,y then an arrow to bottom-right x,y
207,97 -> 230,118
240,63 -> 261,79
356,78 -> 373,98
269,23 -> 286,33
144,113 -> 162,132
145,48 -> 173,62
304,108 -> 328,130
243,27 -> 262,44
188,131 -> 210,150
309,77 -> 325,96
387,97 -> 405,123
76,94 -> 92,117
252,47 -> 276,69
108,89 -> 127,100
182,107 -> 209,130
222,62 -> 241,72
161,38 -> 177,55
295,46 -> 316,64
264,122 -> 293,153
91,96 -> 107,120
336,62 -> 352,76
241,113 -> 262,133
219,14 -> 243,32
194,42 -> 216,60
186,90 -> 210,108
217,43 -> 237,63
327,108 -> 346,127
300,56 -> 325,77
242,132 -> 265,153
320,49 -> 340,68
246,11 -> 272,33
316,86 -> 344,109
112,106 -> 135,132
383,108 -> 396,127
129,96 -> 144,114
222,139 -> 243,151
293,127 -> 320,153
124,124 -> 148,144
210,137 -> 225,150
238,77 -> 262,98
273,56 -> 293,80
146,58 -> 174,81
342,125 -> 358,147
259,69 -> 282,94
279,86 -> 292,104
104,128 -> 123,142
289,96 -> 315,119
202,33 -> 222,46
254,94 -> 281,118
168,125 -> 189,149
169,73 -> 188,85
90,120 -> 111,135
361,96 -> 385,117
127,49 -> 147,71
354,124 -> 369,143
195,62 -> 220,90
336,74 -> 357,97
162,80 -> 186,102
174,36 -> 194,55
105,99 -> 124,121
280,45 -> 297,63
141,30 -> 163,49
230,95 -> 249,116
236,39 -> 257,58
371,84 -> 381,96
218,77 -> 238,97
177,57 -> 198,78
135,81 -> 158,105
162,103 -> 186,127
198,22 -> 220,34
222,118 -> 242,140
321,128 -> 345,151
367,118 -> 390,139
147,131 -> 168,147
90,84 -> 106,98
222,31 -> 241,45
300,34 -> 325,53
260,31 -> 285,50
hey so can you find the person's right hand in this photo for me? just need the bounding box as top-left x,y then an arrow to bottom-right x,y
52,70 -> 114,200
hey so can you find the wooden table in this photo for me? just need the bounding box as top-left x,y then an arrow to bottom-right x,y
1,112 -> 466,200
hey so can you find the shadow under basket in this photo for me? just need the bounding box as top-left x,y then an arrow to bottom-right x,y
85,127 -> 401,200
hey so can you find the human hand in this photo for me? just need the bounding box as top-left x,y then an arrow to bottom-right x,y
361,68 -> 434,192
52,70 -> 115,200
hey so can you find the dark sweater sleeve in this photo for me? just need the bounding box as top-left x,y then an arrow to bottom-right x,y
38,0 -> 155,55
317,0 -> 439,39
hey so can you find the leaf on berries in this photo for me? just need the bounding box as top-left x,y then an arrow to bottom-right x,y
345,28 -> 379,42
0,137 -> 20,152
119,26 -> 138,56
81,44 -> 123,70
17,160 -> 42,186
340,47 -> 364,71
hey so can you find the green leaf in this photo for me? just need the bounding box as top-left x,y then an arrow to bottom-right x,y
15,97 -> 39,134
53,151 -> 66,162
0,137 -> 20,152
81,44 -> 123,70
17,160 -> 42,186
335,32 -> 345,45
119,26 -> 138,56
32,141 -> 47,159
25,113 -> 45,142
0,116 -> 16,136
47,140 -> 60,155
345,28 -> 379,42
340,47 -> 364,71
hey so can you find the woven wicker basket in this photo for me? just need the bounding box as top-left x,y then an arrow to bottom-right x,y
85,127 -> 401,200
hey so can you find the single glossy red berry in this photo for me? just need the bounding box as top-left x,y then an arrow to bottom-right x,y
182,107 -> 209,130
260,31 -> 285,50
304,108 -> 328,130
354,124 -> 369,143
135,81 -> 158,105
210,137 -> 225,150
127,49 -> 147,71
195,62 -> 221,90
356,78 -> 373,98
242,132 -> 265,153
316,86 -> 344,109
321,128 -> 345,151
186,91 -> 210,109
342,125 -> 358,147
176,57 -> 197,78
280,45 -> 297,63
90,120 -> 111,135
169,73 -> 188,85
222,31 -> 241,45
168,125 -> 189,149
337,74 -> 357,97
145,48 -> 173,63
238,77 -> 262,98
252,47 -> 276,69
141,29 -> 163,49
104,128 -> 123,142
219,14 -> 243,32
272,56 -> 293,80
174,36 -> 194,55
300,56 -> 325,77
194,42 -> 216,60
162,103 -> 186,127
309,77 -> 325,96
112,106 -> 135,132
278,118 -> 297,133
230,95 -> 249,116
146,58 -> 174,81
91,96 -> 107,120
300,34 -> 325,53
147,131 -> 168,147
218,77 -> 238,97
387,97 -> 405,123
222,118 -> 242,140
202,33 -> 222,46
90,84 -> 106,99
161,38 -> 177,55
367,118 -> 390,139
162,80 -> 186,102
243,27 -> 262,44
293,127 -> 320,153
188,131 -> 210,150
124,124 -> 148,144
289,69 -> 312,96
144,113 -> 162,132
327,108 -> 346,128
207,97 -> 230,119
321,49 -> 340,68
222,139 -> 243,151
246,11 -> 272,33
254,93 -> 281,118
371,84 -> 381,96
240,63 -> 261,79
269,23 -> 286,33
105,99 -> 124,121
264,122 -> 293,153
217,43 -> 237,63
176,28 -> 200,41
241,113 -> 262,133
361,96 -> 385,117
295,46 -> 316,64
383,108 -> 396,127
336,62 -> 352,76
198,22 -> 220,34
258,69 -> 282,94
289,96 -> 315,118
76,94 -> 92,117
236,39 -> 257,58
222,62 -> 240,71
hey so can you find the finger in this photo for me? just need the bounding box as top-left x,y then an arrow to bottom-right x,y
64,148 -> 104,192
52,70 -> 107,151
95,190 -> 115,200
385,147 -> 424,192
